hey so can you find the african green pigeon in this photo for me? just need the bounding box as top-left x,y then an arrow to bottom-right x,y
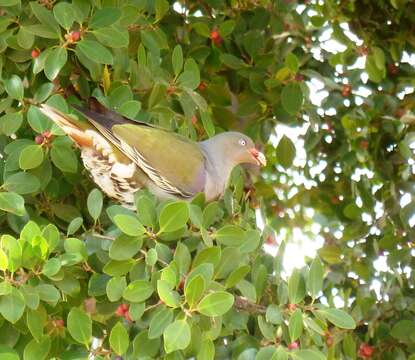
39,99 -> 266,207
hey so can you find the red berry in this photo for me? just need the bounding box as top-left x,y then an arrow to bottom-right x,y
198,81 -> 207,91
326,335 -> 334,347
43,130 -> 52,138
71,31 -> 81,42
167,85 -> 176,95
191,115 -> 198,125
265,235 -> 275,245
35,134 -> 44,145
357,46 -> 369,56
359,139 -> 369,150
287,341 -> 299,350
331,196 -> 340,204
358,343 -> 374,358
116,304 -> 128,317
395,108 -> 406,118
210,30 -> 222,46
124,310 -> 133,322
287,303 -> 297,311
295,74 -> 304,82
54,319 -> 64,327
341,84 -> 352,97
387,63 -> 399,75
31,49 -> 40,58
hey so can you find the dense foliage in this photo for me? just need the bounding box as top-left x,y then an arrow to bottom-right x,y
0,0 -> 414,359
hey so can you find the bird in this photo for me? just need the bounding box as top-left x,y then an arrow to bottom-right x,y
38,98 -> 266,207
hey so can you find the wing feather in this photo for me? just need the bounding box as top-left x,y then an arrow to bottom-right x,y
72,103 -> 206,198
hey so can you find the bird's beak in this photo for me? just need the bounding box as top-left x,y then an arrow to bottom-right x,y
248,148 -> 266,166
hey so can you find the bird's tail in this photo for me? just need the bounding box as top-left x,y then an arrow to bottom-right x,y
38,104 -> 93,147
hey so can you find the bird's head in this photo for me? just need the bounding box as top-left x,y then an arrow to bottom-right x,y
207,132 -> 266,167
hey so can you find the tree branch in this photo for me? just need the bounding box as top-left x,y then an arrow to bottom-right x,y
234,296 -> 266,314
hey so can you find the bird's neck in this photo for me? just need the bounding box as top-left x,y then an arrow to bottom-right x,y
200,141 -> 236,200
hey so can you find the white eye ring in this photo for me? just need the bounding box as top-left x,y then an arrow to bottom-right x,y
239,138 -> 246,146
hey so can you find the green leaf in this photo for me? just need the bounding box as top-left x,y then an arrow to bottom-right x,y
30,1 -> 60,33
23,336 -> 50,360
155,0 -> 169,21
34,82 -> 54,102
266,304 -> 283,325
76,40 -> 114,65
26,308 -> 46,342
146,248 -> 158,266
307,257 -> 324,299
0,0 -> 19,5
106,276 -> 127,302
53,2 -> 75,29
225,265 -> 250,288
67,308 -> 92,345
214,225 -> 245,246
44,47 -> 67,81
174,242 -> 191,276
90,7 -> 121,28
177,59 -> 200,89
0,345 -> 19,360
285,53 -> 299,72
25,24 -> 59,39
0,112 -> 23,136
201,112 -> 215,137
148,307 -> 174,339
50,144 -> 78,173
198,339 -> 215,360
4,75 -> 24,100
163,319 -> 191,353
93,26 -> 129,48
288,269 -> 306,304
289,308 -> 303,341
19,145 -> 44,170
197,291 -> 234,316
281,83 -> 303,114
185,275 -> 205,309
291,350 -> 326,360
0,192 -> 25,216
157,280 -> 180,308
123,280 -> 154,302
118,100 -> 141,118
172,45 -> 183,77
109,322 -> 129,355
193,246 -> 221,268
113,214 -> 145,236
276,136 -> 296,168
159,201 -> 189,233
67,217 -> 83,235
4,172 -> 40,194
391,320 -> 415,341
0,249 -> 8,271
36,284 -> 60,303
219,20 -> 236,37
109,234 -> 142,261
42,258 -> 61,278
316,308 -> 356,329
0,287 -> 25,323
17,27 -> 34,49
87,188 -> 103,221
220,54 -> 248,69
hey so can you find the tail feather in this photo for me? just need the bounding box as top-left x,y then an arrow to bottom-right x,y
38,104 -> 93,147
71,97 -> 152,131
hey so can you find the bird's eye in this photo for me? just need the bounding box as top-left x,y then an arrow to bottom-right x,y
238,139 -> 246,146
